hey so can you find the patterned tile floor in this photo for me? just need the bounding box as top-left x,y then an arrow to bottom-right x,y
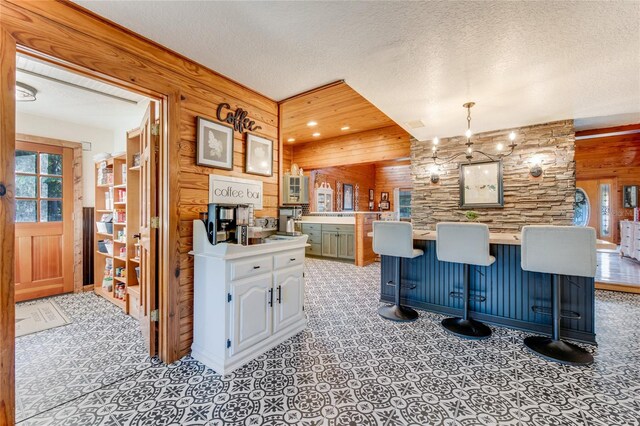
17,258 -> 640,425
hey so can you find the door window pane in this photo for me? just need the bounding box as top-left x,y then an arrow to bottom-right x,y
40,153 -> 63,176
398,189 -> 412,219
600,184 -> 611,237
573,188 -> 590,227
16,199 -> 37,222
40,177 -> 63,198
40,200 -> 63,222
15,150 -> 37,174
16,175 -> 37,198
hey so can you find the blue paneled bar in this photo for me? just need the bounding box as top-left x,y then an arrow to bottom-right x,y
379,232 -> 596,344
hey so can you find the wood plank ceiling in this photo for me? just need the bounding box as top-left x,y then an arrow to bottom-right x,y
280,81 -> 401,145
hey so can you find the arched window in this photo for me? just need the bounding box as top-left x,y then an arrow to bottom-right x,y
573,188 -> 590,227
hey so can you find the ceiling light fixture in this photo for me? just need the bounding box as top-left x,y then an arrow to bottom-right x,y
431,102 -> 517,165
341,126 -> 350,131
287,138 -> 296,142
307,121 -> 318,127
16,82 -> 37,102
312,132 -> 321,137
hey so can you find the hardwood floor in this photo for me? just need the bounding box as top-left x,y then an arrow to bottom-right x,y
596,250 -> 640,293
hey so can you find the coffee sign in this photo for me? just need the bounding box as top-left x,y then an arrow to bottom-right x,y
209,175 -> 263,210
216,103 -> 262,133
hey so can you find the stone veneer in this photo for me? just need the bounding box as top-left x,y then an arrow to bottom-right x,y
411,119 -> 575,232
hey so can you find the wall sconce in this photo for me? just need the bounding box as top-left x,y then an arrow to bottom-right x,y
529,155 -> 543,178
429,165 -> 440,184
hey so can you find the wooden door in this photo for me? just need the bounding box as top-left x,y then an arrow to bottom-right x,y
139,103 -> 158,354
273,266 -> 304,333
578,178 -> 617,243
230,275 -> 272,355
322,231 -> 338,257
14,141 -> 73,301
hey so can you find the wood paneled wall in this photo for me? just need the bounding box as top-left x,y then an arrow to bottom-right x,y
575,124 -> 640,242
0,0 -> 280,364
310,164 -> 375,211
374,164 -> 412,211
292,125 -> 410,170
282,144 -> 293,177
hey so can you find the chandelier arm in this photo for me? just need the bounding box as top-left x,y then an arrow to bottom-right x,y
432,151 -> 470,165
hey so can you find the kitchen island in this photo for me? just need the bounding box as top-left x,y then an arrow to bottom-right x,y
379,230 -> 597,344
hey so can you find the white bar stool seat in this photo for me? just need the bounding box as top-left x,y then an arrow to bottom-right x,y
437,222 -> 495,339
521,225 -> 597,366
373,221 -> 423,322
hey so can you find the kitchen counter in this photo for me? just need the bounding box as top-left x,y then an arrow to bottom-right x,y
300,216 -> 356,225
379,230 -> 597,344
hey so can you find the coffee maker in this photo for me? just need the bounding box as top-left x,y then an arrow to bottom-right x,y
203,203 -> 249,245
278,206 -> 303,236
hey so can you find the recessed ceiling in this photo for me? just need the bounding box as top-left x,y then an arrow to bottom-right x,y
280,81 -> 406,145
74,1 -> 640,139
16,53 -> 150,133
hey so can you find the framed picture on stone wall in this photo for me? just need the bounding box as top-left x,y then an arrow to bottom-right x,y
459,160 -> 504,208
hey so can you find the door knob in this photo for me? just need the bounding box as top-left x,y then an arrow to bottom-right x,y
0,183 -> 5,197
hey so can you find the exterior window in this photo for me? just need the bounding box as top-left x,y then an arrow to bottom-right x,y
398,188 -> 411,219
600,184 -> 611,237
15,149 -> 63,223
573,188 -> 589,227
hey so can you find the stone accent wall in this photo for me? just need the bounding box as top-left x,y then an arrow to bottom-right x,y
411,120 -> 575,232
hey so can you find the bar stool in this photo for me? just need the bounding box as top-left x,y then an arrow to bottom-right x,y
437,222 -> 494,339
373,221 -> 423,322
521,225 -> 596,366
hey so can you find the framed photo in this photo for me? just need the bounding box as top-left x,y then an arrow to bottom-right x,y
369,189 -> 374,201
368,201 -> 374,211
343,184 -> 354,211
623,185 -> 638,208
245,133 -> 273,177
197,116 -> 234,170
380,200 -> 390,210
381,192 -> 389,202
459,160 -> 504,208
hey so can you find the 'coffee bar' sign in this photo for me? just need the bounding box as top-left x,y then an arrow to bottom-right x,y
209,175 -> 263,210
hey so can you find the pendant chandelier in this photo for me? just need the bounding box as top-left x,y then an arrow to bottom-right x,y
431,102 -> 517,165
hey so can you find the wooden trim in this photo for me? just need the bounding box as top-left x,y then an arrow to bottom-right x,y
277,80 -> 345,104
576,123 -> 640,139
0,27 -> 16,426
15,134 -> 83,293
595,282 -> 640,294
159,91 -> 182,363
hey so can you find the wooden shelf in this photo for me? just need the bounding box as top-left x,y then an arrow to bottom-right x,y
113,222 -> 126,226
129,165 -> 140,171
96,251 -> 112,257
129,258 -> 140,264
96,184 -> 112,188
114,183 -> 127,189
113,240 -> 127,245
114,256 -> 127,262
114,276 -> 127,284
96,209 -> 112,213
114,201 -> 126,205
96,232 -> 113,237
127,285 -> 140,297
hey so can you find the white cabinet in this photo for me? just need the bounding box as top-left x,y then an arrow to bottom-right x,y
273,266 -> 305,333
191,226 -> 308,375
315,183 -> 333,212
230,275 -> 272,356
283,175 -> 309,204
620,220 -> 640,261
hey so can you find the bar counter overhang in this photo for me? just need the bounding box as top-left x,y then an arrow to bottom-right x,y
379,230 -> 597,345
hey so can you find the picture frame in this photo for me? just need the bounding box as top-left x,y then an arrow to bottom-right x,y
380,200 -> 390,210
369,189 -> 374,201
343,184 -> 354,211
459,160 -> 504,208
368,201 -> 374,211
196,116 -> 234,170
245,133 -> 273,177
381,192 -> 389,201
623,185 -> 638,208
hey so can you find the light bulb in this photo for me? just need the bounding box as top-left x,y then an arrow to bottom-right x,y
467,147 -> 473,154
433,137 -> 439,145
465,129 -> 472,138
497,143 -> 504,151
432,146 -> 437,152
509,131 -> 516,141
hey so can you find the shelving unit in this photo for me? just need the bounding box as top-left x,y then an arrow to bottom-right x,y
93,128 -> 142,316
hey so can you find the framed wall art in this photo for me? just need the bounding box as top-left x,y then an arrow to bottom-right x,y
245,133 -> 273,177
196,116 -> 234,170
459,160 -> 504,208
343,183 -> 354,211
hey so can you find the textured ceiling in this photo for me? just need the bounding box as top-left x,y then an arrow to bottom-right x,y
16,54 -> 149,133
74,1 -> 640,140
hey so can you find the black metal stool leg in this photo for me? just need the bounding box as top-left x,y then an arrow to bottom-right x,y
378,257 -> 419,322
524,275 -> 593,366
441,264 -> 492,339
